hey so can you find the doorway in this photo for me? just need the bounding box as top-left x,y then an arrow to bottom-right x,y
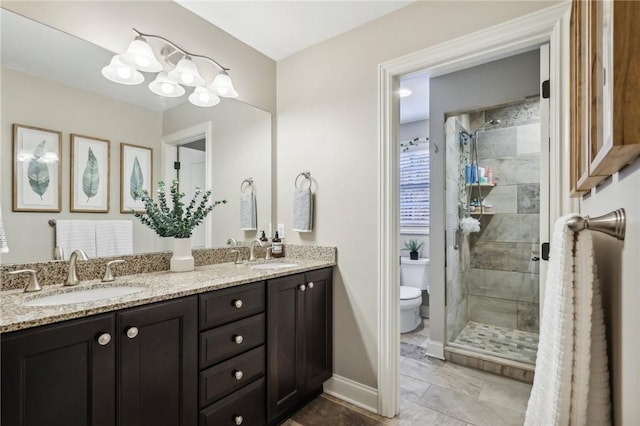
377,3 -> 571,418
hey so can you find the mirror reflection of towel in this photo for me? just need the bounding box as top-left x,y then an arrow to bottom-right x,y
293,188 -> 313,232
240,192 -> 257,230
96,220 -> 133,257
55,220 -> 97,260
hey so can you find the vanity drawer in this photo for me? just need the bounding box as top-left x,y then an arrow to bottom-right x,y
199,345 -> 265,408
200,313 -> 265,368
200,282 -> 265,330
199,377 -> 265,426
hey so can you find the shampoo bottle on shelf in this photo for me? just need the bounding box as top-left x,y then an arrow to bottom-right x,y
272,231 -> 284,258
465,163 -> 472,183
487,167 -> 493,184
471,162 -> 478,183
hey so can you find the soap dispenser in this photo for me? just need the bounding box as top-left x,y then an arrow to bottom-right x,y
272,231 -> 284,258
259,230 -> 268,242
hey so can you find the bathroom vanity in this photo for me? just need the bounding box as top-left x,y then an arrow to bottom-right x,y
0,259 -> 333,426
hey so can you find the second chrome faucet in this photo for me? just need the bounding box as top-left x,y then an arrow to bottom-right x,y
65,249 -> 89,286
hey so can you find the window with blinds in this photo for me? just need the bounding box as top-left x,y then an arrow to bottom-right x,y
400,147 -> 429,228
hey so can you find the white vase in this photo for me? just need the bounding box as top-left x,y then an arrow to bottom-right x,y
170,237 -> 194,272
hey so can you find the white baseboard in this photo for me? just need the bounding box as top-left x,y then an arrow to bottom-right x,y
323,374 -> 378,414
426,339 -> 445,360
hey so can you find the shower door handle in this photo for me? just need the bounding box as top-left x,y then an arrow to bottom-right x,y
531,256 -> 540,261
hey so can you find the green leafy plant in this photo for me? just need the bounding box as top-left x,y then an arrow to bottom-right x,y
404,239 -> 424,253
133,180 -> 226,238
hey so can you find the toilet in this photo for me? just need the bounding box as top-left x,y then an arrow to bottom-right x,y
400,257 -> 430,333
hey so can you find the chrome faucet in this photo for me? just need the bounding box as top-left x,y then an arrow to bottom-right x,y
249,239 -> 263,261
227,238 -> 238,246
65,249 -> 89,286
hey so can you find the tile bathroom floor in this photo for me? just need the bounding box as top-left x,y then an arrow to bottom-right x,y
283,318 -> 532,426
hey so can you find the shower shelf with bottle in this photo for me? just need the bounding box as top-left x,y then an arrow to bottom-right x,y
466,183 -> 496,215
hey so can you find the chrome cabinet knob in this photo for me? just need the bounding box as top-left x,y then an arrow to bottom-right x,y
233,334 -> 244,344
234,415 -> 244,425
97,333 -> 112,346
233,299 -> 243,309
233,370 -> 244,380
308,282 -> 314,289
126,327 -> 139,339
299,284 -> 306,292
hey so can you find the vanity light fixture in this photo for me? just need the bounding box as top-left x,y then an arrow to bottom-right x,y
102,29 -> 238,107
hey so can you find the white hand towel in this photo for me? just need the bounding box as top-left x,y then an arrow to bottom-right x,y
525,214 -> 611,426
293,187 -> 313,232
240,192 -> 257,230
0,205 -> 9,253
96,220 -> 133,258
55,220 -> 97,260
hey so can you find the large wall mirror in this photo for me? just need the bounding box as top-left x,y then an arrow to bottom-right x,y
0,8 -> 272,264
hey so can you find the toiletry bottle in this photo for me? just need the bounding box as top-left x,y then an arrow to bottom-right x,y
465,163 -> 472,184
487,167 -> 493,184
259,230 -> 268,242
471,162 -> 478,183
272,231 -> 284,258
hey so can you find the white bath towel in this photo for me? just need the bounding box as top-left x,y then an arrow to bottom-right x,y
240,192 -> 257,230
96,220 -> 133,258
293,187 -> 313,232
0,205 -> 8,253
55,220 -> 97,260
524,214 -> 611,426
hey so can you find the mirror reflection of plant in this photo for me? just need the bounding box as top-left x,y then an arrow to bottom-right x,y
133,180 -> 226,238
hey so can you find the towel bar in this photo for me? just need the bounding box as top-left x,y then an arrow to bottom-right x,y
295,171 -> 311,188
567,208 -> 625,240
48,219 -> 57,227
240,178 -> 254,193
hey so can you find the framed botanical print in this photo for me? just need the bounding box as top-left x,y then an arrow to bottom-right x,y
120,143 -> 153,213
12,124 -> 62,212
70,134 -> 110,212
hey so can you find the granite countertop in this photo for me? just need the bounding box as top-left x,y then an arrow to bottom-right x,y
0,258 -> 334,334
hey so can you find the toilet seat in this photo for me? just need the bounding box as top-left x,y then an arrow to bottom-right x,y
400,286 -> 421,300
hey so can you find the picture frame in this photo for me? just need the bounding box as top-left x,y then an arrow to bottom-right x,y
70,134 -> 110,212
12,124 -> 62,212
120,143 -> 153,213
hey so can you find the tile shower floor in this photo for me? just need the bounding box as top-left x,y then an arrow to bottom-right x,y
450,321 -> 539,364
281,319 -> 533,425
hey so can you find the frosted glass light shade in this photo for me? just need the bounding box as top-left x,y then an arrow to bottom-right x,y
167,56 -> 205,87
119,36 -> 163,72
210,71 -> 238,98
101,55 -> 144,85
188,86 -> 221,107
149,72 -> 185,97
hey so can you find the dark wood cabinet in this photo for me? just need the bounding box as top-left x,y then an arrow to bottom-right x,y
1,297 -> 197,426
1,314 -> 116,426
266,268 -> 332,424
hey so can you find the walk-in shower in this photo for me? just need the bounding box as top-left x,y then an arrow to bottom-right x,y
444,98 -> 542,366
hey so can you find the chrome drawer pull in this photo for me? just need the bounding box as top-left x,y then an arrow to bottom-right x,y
233,334 -> 244,344
233,370 -> 244,380
233,299 -> 243,309
126,327 -> 139,339
299,284 -> 306,292
234,415 -> 244,425
308,282 -> 314,289
97,333 -> 111,346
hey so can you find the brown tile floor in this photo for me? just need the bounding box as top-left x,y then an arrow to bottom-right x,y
283,318 -> 532,425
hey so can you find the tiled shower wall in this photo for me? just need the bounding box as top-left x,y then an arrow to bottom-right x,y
468,98 -> 541,333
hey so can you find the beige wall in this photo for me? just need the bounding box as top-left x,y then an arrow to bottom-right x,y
1,68 -> 165,263
276,1 -> 554,388
581,160 -> 640,424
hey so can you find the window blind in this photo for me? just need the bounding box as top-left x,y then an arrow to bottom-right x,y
400,148 -> 429,228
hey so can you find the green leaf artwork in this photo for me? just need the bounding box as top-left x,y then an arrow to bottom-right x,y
130,156 -> 143,201
27,140 -> 50,200
82,147 -> 100,202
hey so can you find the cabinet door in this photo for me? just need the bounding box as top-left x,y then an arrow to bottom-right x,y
118,296 -> 197,426
266,273 -> 305,422
1,314 -> 116,426
304,268 -> 333,390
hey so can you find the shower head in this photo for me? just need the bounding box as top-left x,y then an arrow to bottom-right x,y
472,119 -> 501,135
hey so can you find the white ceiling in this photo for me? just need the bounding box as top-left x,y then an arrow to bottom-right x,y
174,0 -> 414,61
400,71 -> 429,123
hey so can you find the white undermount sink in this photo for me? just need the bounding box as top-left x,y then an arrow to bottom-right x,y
23,286 -> 145,307
250,262 -> 298,270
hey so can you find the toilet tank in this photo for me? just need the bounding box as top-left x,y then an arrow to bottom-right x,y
400,257 -> 430,290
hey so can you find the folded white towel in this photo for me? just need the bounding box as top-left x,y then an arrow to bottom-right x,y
240,192 -> 257,230
525,214 -> 611,426
0,205 -> 8,253
293,187 -> 313,232
55,220 -> 97,260
96,220 -> 133,258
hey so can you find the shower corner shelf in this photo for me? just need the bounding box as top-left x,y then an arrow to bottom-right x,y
470,210 -> 495,217
466,183 -> 497,189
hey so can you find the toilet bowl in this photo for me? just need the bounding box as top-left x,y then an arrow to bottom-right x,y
400,257 -> 430,333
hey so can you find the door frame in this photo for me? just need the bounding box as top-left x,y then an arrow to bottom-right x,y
376,2 -> 573,417
162,121 -> 214,248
